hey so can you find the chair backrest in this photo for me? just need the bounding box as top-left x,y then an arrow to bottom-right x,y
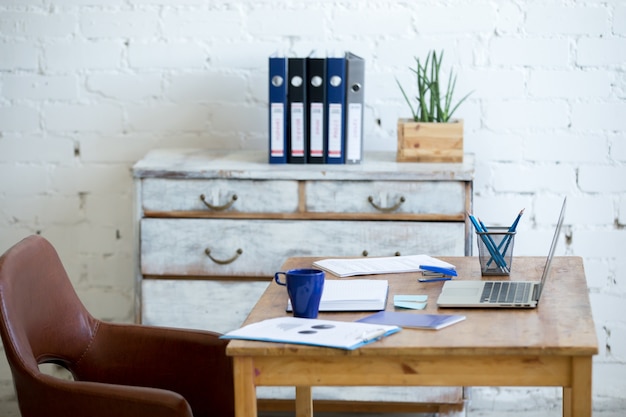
0,235 -> 99,396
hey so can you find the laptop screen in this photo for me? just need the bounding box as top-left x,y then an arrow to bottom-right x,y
536,197 -> 567,302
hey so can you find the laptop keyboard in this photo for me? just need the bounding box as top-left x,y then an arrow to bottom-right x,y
480,281 -> 532,304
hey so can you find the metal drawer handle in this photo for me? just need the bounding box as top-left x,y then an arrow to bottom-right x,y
199,193 -> 238,211
362,250 -> 401,257
367,195 -> 405,212
204,248 -> 243,265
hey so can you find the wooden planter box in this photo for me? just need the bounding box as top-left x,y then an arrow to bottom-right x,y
397,118 -> 463,163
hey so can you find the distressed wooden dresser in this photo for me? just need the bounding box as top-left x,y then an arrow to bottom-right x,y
133,148 -> 474,416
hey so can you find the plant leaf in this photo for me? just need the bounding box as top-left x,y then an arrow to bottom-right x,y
446,90 -> 473,121
395,77 -> 417,121
398,49 -> 472,123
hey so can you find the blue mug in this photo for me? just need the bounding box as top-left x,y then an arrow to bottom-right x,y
274,268 -> 325,318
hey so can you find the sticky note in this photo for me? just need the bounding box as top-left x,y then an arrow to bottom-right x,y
394,295 -> 428,310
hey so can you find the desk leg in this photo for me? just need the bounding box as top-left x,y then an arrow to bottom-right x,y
233,357 -> 257,417
569,356 -> 593,417
295,386 -> 313,417
563,387 -> 571,417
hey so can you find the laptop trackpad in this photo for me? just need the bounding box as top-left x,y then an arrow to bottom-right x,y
446,288 -> 480,297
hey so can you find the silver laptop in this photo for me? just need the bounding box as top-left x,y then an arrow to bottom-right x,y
437,197 -> 566,309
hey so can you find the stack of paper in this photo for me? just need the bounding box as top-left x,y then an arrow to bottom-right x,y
312,255 -> 455,278
287,279 -> 388,312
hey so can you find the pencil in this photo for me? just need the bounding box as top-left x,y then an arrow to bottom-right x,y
478,219 -> 509,272
499,208 -> 524,260
482,209 -> 525,269
509,208 -> 525,232
467,213 -> 508,270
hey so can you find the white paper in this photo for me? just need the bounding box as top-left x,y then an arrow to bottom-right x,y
313,255 -> 455,277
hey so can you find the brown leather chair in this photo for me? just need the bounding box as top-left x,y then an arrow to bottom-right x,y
0,235 -> 235,417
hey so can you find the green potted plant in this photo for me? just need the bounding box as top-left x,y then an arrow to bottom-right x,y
396,50 -> 471,162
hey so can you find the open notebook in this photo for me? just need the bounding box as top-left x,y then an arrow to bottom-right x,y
221,317 -> 400,350
287,279 -> 389,312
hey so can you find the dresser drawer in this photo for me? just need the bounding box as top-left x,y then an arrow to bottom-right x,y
141,218 -> 465,277
306,180 -> 466,214
142,279 -> 269,333
141,178 -> 299,213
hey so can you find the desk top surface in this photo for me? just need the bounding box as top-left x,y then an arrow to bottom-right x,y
133,149 -> 474,181
226,256 -> 598,357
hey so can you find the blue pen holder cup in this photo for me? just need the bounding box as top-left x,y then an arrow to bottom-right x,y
476,227 -> 516,276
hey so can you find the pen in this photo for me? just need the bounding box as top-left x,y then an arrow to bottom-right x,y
360,328 -> 387,342
418,277 -> 452,283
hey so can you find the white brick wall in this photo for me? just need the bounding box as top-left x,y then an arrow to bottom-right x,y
1,1 -> 624,415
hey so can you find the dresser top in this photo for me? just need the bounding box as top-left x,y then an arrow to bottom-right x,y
133,149 -> 474,181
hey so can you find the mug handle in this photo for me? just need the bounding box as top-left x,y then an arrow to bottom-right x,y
274,272 -> 287,286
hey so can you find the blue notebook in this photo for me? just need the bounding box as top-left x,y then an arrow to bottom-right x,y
357,311 -> 465,330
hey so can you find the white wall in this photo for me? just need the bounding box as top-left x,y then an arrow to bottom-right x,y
0,0 -> 624,415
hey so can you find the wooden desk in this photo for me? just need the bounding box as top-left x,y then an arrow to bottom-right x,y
226,256 -> 598,417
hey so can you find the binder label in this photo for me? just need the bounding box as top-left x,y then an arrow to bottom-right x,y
270,103 -> 285,157
347,103 -> 362,161
327,103 -> 343,158
290,102 -> 305,157
309,102 -> 324,157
